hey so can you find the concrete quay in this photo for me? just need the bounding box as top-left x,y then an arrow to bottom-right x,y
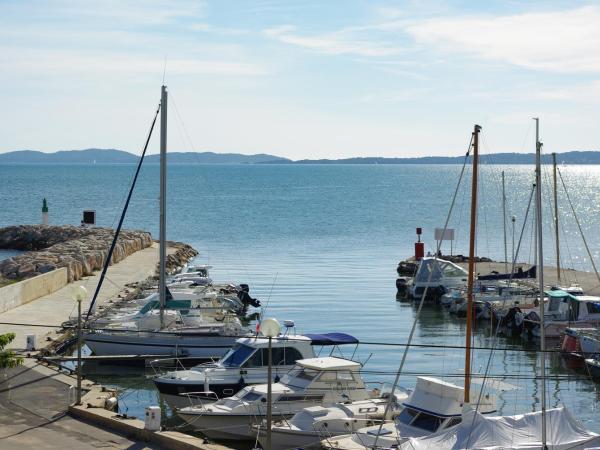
0,358 -> 231,450
464,261 -> 600,295
0,242 -> 165,350
0,239 -> 234,449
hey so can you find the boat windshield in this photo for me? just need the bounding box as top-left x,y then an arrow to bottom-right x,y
185,267 -> 208,277
221,344 -> 256,367
398,407 -> 445,432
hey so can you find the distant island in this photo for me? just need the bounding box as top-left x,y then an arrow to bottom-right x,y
2,148 -> 600,165
0,149 -> 290,164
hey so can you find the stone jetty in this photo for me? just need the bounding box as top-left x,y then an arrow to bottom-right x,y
0,225 -> 153,282
164,240 -> 199,273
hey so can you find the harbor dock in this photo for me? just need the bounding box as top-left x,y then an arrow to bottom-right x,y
462,261 -> 600,295
0,225 -> 234,450
1,242 -> 162,350
0,358 -> 232,450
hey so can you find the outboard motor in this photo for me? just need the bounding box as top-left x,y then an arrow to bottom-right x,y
500,306 -> 524,336
522,311 -> 539,339
396,277 -> 408,299
237,288 -> 261,308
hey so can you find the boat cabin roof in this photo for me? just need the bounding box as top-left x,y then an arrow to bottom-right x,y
546,290 -> 600,302
296,356 -> 361,371
413,377 -> 464,402
235,335 -> 312,348
402,377 -> 496,419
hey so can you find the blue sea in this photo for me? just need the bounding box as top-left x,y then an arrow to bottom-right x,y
2,162 -> 600,432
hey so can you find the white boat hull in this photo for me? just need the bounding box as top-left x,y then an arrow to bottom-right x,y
84,332 -> 238,359
580,334 -> 600,355
177,412 -> 265,440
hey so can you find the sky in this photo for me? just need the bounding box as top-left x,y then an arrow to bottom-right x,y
1,0 -> 599,160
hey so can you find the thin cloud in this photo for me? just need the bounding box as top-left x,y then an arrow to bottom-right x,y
189,23 -> 249,36
1,49 -> 267,76
534,80 -> 600,101
38,0 -> 206,26
263,25 -> 402,57
405,5 -> 600,73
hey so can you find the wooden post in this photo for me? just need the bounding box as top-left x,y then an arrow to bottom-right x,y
464,124 -> 481,404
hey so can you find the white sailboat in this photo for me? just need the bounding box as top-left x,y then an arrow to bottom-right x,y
83,85 -> 249,360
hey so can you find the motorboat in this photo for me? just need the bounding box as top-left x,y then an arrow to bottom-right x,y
408,258 -> 468,302
257,388 -> 408,450
320,376 -> 496,449
169,264 -> 213,286
176,356 -> 377,441
561,327 -> 600,356
525,290 -> 600,339
585,357 -> 600,379
153,331 -> 358,408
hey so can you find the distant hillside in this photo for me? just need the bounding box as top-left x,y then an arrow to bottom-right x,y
0,149 -> 290,164
275,151 -> 600,165
145,151 -> 290,164
0,149 -> 136,163
2,148 -> 600,165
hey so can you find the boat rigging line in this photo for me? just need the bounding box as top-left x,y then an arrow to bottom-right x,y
371,131 -> 475,448
85,102 -> 161,320
557,166 -> 600,286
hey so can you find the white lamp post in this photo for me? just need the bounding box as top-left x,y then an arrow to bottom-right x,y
71,285 -> 87,405
260,318 -> 281,450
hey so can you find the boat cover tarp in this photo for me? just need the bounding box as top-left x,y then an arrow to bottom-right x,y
305,333 -> 359,346
414,258 -> 468,285
478,265 -> 536,281
399,407 -> 600,450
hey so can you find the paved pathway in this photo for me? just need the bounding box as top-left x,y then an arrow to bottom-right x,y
0,360 -> 162,449
1,243 -> 164,350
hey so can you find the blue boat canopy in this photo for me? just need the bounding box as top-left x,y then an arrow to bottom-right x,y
305,332 -> 359,346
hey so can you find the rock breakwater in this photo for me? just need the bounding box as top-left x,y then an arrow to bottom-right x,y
165,241 -> 199,274
0,225 -> 153,282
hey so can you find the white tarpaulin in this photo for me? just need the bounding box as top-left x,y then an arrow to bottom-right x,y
399,407 -> 600,450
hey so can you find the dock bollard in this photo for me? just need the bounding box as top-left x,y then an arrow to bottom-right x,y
26,334 -> 36,351
145,406 -> 161,431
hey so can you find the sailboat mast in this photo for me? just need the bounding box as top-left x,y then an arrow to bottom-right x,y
502,171 -> 508,273
552,152 -> 560,284
534,117 -> 547,448
159,85 -> 168,329
464,124 -> 481,404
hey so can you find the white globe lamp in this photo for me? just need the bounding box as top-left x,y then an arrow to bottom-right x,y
261,318 -> 281,338
71,285 -> 87,302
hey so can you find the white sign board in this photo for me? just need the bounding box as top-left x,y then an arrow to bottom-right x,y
434,228 -> 455,241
